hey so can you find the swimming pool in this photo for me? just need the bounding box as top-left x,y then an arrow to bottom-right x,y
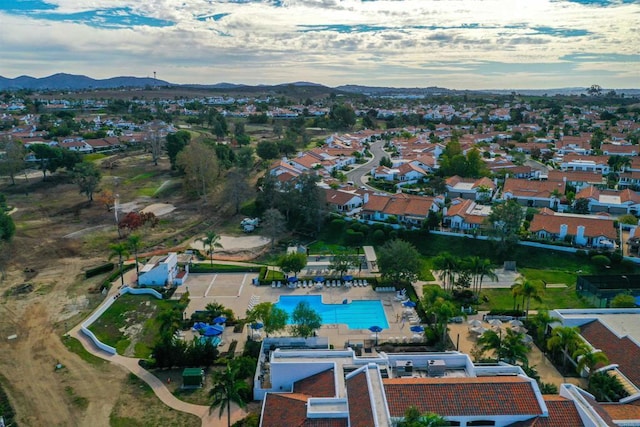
275,295 -> 389,329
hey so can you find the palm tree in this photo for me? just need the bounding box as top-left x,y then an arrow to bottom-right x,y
433,252 -> 459,291
511,277 -> 543,318
477,330 -> 503,362
197,231 -> 223,266
109,243 -> 130,287
127,234 -> 142,279
399,405 -> 448,426
528,310 -> 557,345
469,257 -> 497,296
547,326 -> 583,373
500,328 -> 530,366
574,347 -> 609,379
209,364 -> 248,427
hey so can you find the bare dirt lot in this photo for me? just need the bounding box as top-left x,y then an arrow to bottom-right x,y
0,153 -> 226,426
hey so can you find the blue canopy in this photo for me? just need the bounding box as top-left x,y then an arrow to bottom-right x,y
342,275 -> 353,281
635,296 -> 640,307
287,276 -> 298,283
250,322 -> 264,330
213,316 -> 227,324
403,300 -> 417,307
193,322 -> 207,330
314,276 -> 325,282
203,325 -> 224,336
410,325 -> 425,333
368,325 -> 383,333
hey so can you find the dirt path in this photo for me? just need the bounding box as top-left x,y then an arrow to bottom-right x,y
0,258 -> 125,427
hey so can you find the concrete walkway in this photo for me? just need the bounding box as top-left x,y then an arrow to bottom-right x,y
68,268 -> 247,427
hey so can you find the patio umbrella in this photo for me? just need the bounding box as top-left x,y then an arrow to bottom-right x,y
287,276 -> 298,283
468,319 -> 482,327
193,322 -> 207,331
470,326 -> 488,335
314,276 -> 325,283
213,316 -> 227,324
402,301 -> 417,308
509,319 -> 524,327
512,325 -> 528,334
369,325 -> 383,345
488,319 -> 503,327
342,275 -> 353,281
410,325 -> 424,333
521,334 -> 534,345
203,325 -> 224,336
250,322 -> 264,330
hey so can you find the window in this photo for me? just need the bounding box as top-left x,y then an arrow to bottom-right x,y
467,421 -> 495,426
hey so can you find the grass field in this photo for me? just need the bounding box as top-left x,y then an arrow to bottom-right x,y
88,294 -> 179,358
476,284 -> 592,312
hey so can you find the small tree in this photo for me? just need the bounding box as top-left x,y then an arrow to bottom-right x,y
574,347 -> 609,379
246,302 -> 288,337
127,234 -> 142,279
398,405 -> 448,427
329,252 -> 359,278
109,243 -> 130,287
72,162 -> 101,201
209,364 -> 248,427
277,252 -> 307,278
610,293 -> 636,308
290,301 -> 322,338
261,208 -> 286,249
377,239 -> 421,285
197,231 -> 223,266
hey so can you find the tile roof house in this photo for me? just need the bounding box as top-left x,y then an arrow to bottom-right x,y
323,188 -> 364,216
503,178 -> 565,208
445,175 -> 496,201
443,198 -> 491,231
529,210 -> 617,248
256,338 -> 630,426
602,143 -> 638,157
575,186 -> 640,215
361,193 -> 441,228
547,170 -> 606,192
560,155 -> 611,175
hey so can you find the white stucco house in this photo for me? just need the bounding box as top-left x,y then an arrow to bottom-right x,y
138,252 -> 183,287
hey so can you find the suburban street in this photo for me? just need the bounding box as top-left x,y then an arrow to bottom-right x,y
347,138 -> 387,190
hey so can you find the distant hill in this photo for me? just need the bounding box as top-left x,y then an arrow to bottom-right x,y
336,84 -> 459,97
0,73 -> 171,90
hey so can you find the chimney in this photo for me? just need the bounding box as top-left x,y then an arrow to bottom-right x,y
559,224 -> 568,238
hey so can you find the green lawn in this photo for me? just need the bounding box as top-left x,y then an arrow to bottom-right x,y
88,294 -> 179,358
61,335 -> 108,367
520,268 -> 577,286
477,284 -> 592,312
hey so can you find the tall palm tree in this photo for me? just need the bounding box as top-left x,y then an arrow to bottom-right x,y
197,231 -> 223,266
109,243 -> 130,287
209,364 -> 248,427
500,328 -> 530,366
470,257 -> 497,296
127,234 -> 142,279
547,326 -> 583,373
574,347 -> 609,379
528,310 -> 557,344
433,252 -> 459,291
399,405 -> 448,426
511,277 -> 543,318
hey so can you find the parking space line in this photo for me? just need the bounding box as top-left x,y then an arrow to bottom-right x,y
237,273 -> 248,297
205,274 -> 217,297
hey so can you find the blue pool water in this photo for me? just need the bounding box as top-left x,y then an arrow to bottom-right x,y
275,295 -> 389,329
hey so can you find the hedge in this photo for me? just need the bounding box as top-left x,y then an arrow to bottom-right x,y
189,264 -> 262,273
85,262 -> 114,278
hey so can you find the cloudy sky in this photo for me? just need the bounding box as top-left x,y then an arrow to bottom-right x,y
1,0 -> 639,89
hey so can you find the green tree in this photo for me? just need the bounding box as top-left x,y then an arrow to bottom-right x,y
223,169 -> 252,215
127,234 -> 142,279
574,347 -> 609,379
209,364 -> 248,427
72,162 -> 101,201
547,326 -> 583,372
469,257 -> 497,296
573,198 -> 590,214
236,146 -> 254,170
588,372 -> 629,402
261,208 -> 286,249
246,302 -> 288,337
166,130 -> 191,169
486,200 -> 524,257
256,140 -> 280,162
329,104 -> 356,130
197,231 -> 223,266
377,239 -> 421,285
398,405 -> 448,427
329,252 -> 359,278
511,278 -> 543,318
433,252 -> 460,292
176,140 -> 219,200
0,138 -> 26,185
610,293 -> 636,308
618,214 -> 638,226
109,243 -> 130,287
290,301 -> 322,338
477,328 -> 529,365
528,310 -> 557,344
277,252 -> 307,278
426,298 -> 456,345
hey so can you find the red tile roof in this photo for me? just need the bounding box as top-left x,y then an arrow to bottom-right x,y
509,396 -> 585,426
261,393 -> 348,427
346,371 -> 375,427
529,212 -> 617,240
293,369 -> 336,397
600,402 -> 640,420
383,376 -> 543,417
504,178 -> 565,199
580,320 -> 640,389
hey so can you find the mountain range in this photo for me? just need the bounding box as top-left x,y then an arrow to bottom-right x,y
1,73 -> 638,97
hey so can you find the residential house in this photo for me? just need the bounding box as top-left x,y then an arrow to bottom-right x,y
547,170 -> 606,192
502,178 -> 565,208
529,209 -> 617,248
560,155 -> 611,175
555,135 -> 592,155
59,140 -> 93,153
443,198 -> 491,231
138,252 -> 181,287
371,166 -> 398,181
395,162 -> 428,184
360,193 -> 440,228
256,337 -> 635,426
575,186 -> 640,215
85,137 -> 122,153
323,188 -> 364,216
445,176 -> 496,201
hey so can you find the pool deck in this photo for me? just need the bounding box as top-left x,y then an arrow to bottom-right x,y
175,273 -> 422,352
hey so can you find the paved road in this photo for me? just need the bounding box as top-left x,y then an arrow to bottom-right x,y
346,139 -> 388,190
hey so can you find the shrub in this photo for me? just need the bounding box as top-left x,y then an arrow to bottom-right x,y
85,262 -> 114,278
576,249 -> 588,258
372,229 -> 386,244
609,251 -> 623,265
329,218 -> 346,233
590,254 -> 611,269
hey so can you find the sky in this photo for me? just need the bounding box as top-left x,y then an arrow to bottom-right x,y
1,0 -> 639,90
